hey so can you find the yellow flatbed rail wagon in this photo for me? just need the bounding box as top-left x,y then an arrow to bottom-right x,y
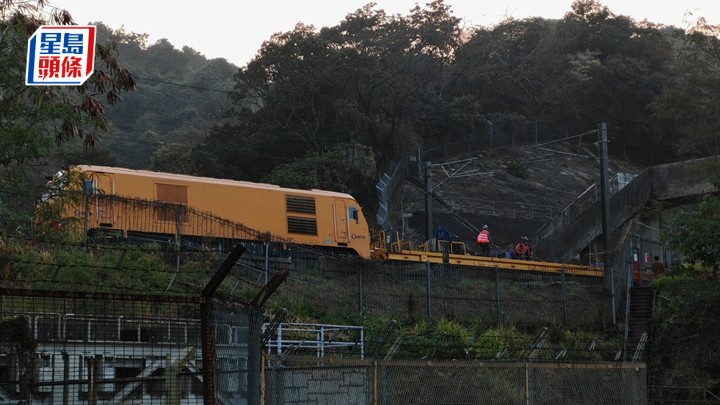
370,231 -> 603,277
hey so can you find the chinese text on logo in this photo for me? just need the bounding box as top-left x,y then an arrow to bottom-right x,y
26,25 -> 96,86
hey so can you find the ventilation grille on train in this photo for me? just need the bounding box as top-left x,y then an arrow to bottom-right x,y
287,217 -> 318,235
286,195 -> 316,214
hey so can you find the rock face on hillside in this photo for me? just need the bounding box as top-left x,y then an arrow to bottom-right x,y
390,143 -> 643,257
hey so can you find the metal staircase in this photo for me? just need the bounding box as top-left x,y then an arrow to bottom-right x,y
627,287 -> 655,362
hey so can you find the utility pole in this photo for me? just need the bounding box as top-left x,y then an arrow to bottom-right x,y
82,179 -> 93,249
598,122 -> 616,324
424,161 -> 433,243
423,158 -> 493,247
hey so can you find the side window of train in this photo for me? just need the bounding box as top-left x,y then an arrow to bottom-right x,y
349,207 -> 359,222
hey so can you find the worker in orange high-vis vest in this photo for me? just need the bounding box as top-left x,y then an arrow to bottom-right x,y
514,236 -> 532,260
514,239 -> 529,260
477,225 -> 491,256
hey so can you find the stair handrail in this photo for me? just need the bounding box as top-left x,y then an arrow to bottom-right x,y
531,183 -> 598,244
531,173 -> 623,247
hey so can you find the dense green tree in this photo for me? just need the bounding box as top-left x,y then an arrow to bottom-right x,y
650,19 -> 720,159
149,142 -> 199,174
201,1 -> 462,191
87,23 -> 236,169
263,142 -> 376,204
449,17 -> 561,144
148,126 -> 208,174
650,275 -> 720,397
451,18 -> 557,113
0,1 -> 135,230
449,0 -> 675,159
551,0 -> 674,159
665,193 -> 720,279
62,149 -> 118,167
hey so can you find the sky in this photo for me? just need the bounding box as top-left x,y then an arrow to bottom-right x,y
49,0 -> 719,67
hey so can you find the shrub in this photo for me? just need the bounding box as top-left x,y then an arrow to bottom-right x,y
506,159 -> 528,179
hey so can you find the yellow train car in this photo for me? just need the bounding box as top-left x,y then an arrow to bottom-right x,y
55,165 -> 372,258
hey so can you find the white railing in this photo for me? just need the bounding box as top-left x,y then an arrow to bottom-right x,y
264,322 -> 365,359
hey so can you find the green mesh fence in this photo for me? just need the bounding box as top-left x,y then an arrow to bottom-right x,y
264,356 -> 646,405
244,257 -> 611,332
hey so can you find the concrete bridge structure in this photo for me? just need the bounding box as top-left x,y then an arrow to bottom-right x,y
533,157 -> 719,263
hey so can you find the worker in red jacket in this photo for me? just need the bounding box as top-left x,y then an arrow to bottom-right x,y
514,236 -> 532,260
476,225 -> 491,256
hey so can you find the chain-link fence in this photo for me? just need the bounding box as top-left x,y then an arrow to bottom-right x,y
0,288 -> 261,405
359,260 -> 609,329
231,255 -> 611,331
264,355 -> 647,405
421,119 -> 570,164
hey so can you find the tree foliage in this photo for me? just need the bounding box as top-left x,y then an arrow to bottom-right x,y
665,194 -> 720,279
650,18 -> 720,158
197,1 -> 463,189
263,142 -> 376,203
0,1 -> 136,229
451,0 -> 675,161
0,4 -> 136,162
3,0 -> 720,233
650,275 -> 720,395
0,316 -> 38,399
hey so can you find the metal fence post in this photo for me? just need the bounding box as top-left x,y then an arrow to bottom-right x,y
167,352 -> 180,405
62,351 -> 69,405
200,244 -> 246,405
87,356 -> 96,405
524,362 -> 530,405
623,263 -> 632,362
200,302 -> 216,405
358,266 -> 364,313
373,360 -> 379,405
495,266 -> 502,324
561,268 -> 568,325
166,205 -> 183,291
247,308 -> 262,405
426,261 -> 432,321
264,242 -> 270,285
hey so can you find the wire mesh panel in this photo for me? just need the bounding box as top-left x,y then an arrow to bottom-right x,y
356,260 -> 610,329
263,356 -> 647,405
0,291 -> 204,404
0,289 -> 259,405
229,252 -> 612,334
530,363 -> 647,404
379,361 -> 526,405
209,301 -> 263,405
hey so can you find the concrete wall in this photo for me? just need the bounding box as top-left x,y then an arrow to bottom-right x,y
268,366 -> 371,405
651,157 -> 717,201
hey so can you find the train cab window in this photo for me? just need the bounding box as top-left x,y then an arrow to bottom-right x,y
349,207 -> 359,222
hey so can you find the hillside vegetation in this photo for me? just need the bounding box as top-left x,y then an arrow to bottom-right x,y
5,0 -> 720,216
0,0 -> 719,400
